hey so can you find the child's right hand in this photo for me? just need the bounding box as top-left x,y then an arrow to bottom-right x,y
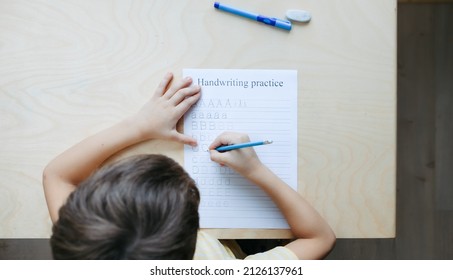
209,133 -> 337,260
208,132 -> 263,178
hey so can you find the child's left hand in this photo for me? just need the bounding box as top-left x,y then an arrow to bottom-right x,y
133,72 -> 201,146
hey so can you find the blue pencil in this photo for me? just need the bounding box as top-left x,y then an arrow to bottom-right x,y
214,140 -> 273,152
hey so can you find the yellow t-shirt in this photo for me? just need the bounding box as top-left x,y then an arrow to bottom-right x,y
193,230 -> 298,260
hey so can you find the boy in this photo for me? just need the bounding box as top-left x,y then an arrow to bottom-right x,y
43,72 -> 335,259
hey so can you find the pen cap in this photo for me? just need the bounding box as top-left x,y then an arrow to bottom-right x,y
257,16 -> 292,31
274,18 -> 292,30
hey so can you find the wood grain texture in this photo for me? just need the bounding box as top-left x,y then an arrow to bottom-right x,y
0,0 -> 396,238
296,0 -> 397,238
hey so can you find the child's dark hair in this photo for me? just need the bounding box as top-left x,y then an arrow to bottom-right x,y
50,154 -> 200,260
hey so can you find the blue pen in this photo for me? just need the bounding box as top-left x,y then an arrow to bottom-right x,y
215,140 -> 273,152
214,2 -> 292,31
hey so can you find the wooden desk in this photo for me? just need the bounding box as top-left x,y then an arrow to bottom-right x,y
0,0 -> 396,238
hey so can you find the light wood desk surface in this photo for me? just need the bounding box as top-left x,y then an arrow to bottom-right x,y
0,0 -> 396,239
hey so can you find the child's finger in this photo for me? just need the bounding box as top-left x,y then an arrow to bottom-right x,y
208,132 -> 250,150
169,85 -> 201,106
171,131 -> 198,147
163,76 -> 193,100
154,72 -> 173,97
208,132 -> 234,150
209,150 -> 229,165
174,92 -> 201,117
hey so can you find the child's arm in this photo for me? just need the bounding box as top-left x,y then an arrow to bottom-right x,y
209,132 -> 336,260
43,73 -> 201,223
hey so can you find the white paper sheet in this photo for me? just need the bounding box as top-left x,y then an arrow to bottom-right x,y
183,69 -> 298,229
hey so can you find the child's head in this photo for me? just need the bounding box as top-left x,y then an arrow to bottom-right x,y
50,154 -> 200,259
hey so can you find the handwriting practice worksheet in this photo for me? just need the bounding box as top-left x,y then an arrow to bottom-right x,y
184,69 -> 297,229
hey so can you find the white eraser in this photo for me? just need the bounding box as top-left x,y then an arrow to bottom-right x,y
285,9 -> 311,23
